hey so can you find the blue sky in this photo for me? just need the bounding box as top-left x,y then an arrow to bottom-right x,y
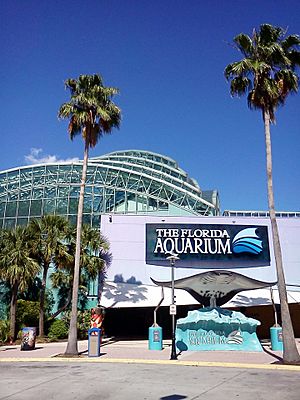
1,0 -> 300,212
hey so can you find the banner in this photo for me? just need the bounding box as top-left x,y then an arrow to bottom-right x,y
145,223 -> 270,269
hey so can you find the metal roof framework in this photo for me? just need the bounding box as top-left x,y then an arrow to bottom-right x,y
0,150 -> 219,229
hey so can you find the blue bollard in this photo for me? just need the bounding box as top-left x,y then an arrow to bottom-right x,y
148,326 -> 163,350
270,326 -> 283,351
88,328 -> 101,357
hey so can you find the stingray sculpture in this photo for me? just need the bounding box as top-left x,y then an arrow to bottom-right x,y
151,270 -> 276,307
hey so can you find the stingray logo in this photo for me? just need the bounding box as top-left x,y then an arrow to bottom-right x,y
232,228 -> 263,255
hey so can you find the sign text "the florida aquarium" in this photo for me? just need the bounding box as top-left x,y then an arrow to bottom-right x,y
154,227 -> 231,254
145,224 -> 270,269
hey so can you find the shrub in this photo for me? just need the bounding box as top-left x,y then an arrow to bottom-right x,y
16,300 -> 39,332
0,320 -> 10,344
48,319 -> 68,340
61,310 -> 91,339
78,310 -> 91,339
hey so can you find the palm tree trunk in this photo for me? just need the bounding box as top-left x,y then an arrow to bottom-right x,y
39,263 -> 49,337
9,281 -> 18,342
48,289 -> 72,320
65,141 -> 89,355
264,109 -> 300,364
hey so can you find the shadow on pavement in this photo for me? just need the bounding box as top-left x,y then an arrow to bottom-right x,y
262,345 -> 283,363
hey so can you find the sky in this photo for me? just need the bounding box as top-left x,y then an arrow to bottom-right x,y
1,0 -> 300,213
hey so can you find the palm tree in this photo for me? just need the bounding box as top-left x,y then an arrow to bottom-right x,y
225,24 -> 300,364
58,74 -> 121,355
50,225 -> 111,320
28,215 -> 71,337
0,227 -> 40,341
80,224 -> 110,281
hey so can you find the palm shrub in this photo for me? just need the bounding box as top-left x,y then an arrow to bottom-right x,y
0,226 -> 40,341
49,225 -> 111,322
28,215 -> 71,337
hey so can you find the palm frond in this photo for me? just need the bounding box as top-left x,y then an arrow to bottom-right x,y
0,226 -> 40,292
275,69 -> 299,100
58,73 -> 121,149
260,42 -> 291,66
234,33 -> 253,56
225,23 -> 300,119
224,59 -> 254,79
259,24 -> 284,46
230,77 -> 251,96
282,34 -> 300,51
288,50 -> 300,69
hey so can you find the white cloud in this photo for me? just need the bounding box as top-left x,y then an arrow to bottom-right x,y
25,148 -> 80,165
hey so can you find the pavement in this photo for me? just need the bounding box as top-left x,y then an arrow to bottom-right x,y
1,338 -> 300,371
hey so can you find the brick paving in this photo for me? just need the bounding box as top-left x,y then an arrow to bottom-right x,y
1,337 -> 298,366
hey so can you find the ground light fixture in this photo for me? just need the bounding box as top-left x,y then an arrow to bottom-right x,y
166,253 -> 180,360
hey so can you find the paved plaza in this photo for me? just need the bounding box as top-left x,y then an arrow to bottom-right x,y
1,338 -> 300,367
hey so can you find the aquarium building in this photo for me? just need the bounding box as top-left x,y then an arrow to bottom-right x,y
1,150 -> 299,338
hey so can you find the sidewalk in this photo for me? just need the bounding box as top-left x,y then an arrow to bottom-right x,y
1,338 -> 300,371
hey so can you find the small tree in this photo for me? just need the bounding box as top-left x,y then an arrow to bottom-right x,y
225,23 -> 300,364
28,215 -> 71,337
0,227 -> 40,341
50,225 -> 111,320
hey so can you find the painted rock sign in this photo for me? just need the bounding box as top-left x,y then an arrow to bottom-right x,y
176,307 -> 262,352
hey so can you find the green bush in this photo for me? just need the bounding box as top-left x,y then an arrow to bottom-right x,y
16,300 -> 39,332
48,319 -> 68,340
62,310 -> 91,339
77,310 -> 91,339
0,320 -> 10,344
0,283 -> 9,320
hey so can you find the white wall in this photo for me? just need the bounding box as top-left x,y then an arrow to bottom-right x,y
101,214 -> 300,286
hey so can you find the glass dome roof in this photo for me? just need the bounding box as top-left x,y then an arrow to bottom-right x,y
0,150 -> 219,229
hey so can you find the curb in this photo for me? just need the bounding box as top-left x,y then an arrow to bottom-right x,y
1,357 -> 300,371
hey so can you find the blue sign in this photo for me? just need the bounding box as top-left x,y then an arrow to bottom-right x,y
176,308 -> 263,352
145,223 -> 270,269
